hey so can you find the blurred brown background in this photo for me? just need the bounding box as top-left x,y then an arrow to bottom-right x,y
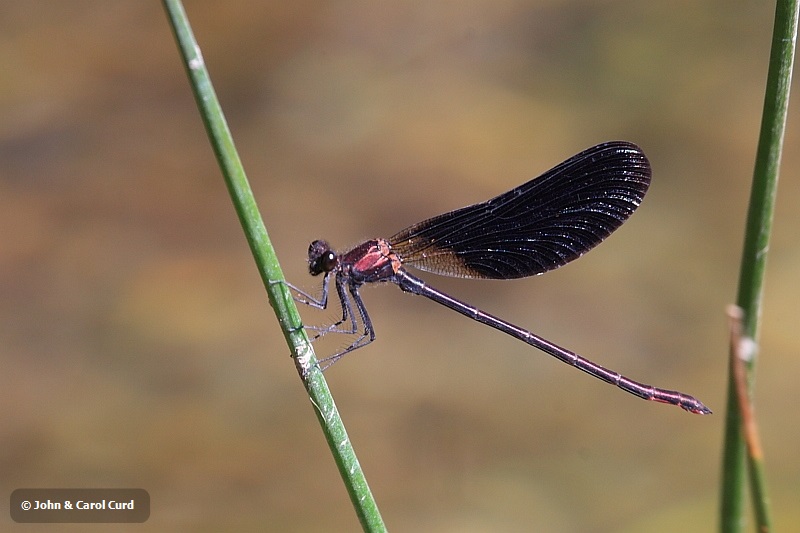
2,1 -> 798,531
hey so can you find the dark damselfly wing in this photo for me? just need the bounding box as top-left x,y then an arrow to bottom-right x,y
389,141 -> 651,279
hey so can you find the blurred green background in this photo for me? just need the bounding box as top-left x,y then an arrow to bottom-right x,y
2,1 -> 798,531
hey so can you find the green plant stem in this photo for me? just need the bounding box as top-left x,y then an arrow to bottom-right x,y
720,0 -> 798,531
161,1 -> 386,530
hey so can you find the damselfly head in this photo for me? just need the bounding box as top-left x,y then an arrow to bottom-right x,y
308,240 -> 338,276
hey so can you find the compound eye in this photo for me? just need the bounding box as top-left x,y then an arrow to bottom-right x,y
320,251 -> 337,271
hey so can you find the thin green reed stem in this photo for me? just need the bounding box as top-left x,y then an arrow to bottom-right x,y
162,2 -> 386,530
720,1 -> 797,531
